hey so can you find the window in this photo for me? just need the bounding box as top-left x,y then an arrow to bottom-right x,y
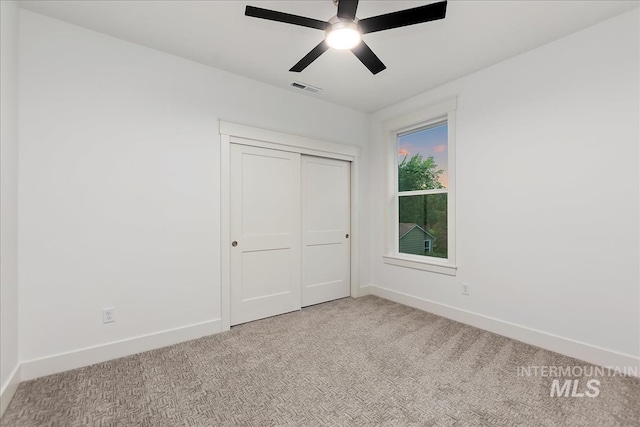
383,98 -> 457,275
398,123 -> 448,259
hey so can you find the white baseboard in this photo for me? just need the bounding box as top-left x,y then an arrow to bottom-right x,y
354,285 -> 372,298
368,285 -> 640,377
20,319 -> 222,382
0,364 -> 21,418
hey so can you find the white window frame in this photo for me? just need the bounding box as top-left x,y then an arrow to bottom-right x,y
383,97 -> 457,276
424,240 -> 432,253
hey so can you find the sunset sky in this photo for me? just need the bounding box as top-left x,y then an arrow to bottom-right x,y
398,123 -> 448,188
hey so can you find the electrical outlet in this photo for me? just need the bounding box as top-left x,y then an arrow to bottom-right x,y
103,307 -> 115,323
461,283 -> 470,296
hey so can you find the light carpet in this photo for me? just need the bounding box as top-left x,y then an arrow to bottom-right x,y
2,296 -> 639,426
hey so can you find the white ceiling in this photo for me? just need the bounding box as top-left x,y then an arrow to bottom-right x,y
18,0 -> 638,113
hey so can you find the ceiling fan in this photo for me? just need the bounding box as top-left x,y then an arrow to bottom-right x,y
245,0 -> 448,75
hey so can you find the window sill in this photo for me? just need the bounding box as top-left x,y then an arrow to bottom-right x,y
383,255 -> 457,276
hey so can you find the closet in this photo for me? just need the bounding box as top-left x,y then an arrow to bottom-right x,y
229,143 -> 351,326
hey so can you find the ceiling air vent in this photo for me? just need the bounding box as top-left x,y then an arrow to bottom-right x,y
290,81 -> 322,93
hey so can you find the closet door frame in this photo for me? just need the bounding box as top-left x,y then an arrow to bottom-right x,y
220,121 -> 362,331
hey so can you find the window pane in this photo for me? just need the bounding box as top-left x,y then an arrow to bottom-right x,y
398,123 -> 448,191
399,194 -> 447,259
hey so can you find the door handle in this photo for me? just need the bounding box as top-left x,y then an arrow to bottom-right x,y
232,241 -> 238,247
345,234 -> 349,239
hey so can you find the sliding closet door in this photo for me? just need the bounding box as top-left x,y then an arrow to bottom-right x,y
301,156 -> 351,307
230,144 -> 301,325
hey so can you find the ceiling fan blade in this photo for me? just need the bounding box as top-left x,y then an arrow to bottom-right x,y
351,41 -> 386,75
290,41 -> 330,72
358,1 -> 447,34
245,5 -> 328,31
337,0 -> 359,21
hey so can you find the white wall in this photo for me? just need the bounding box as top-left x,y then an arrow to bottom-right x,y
18,10 -> 369,370
368,10 -> 639,362
1,0 -> 21,411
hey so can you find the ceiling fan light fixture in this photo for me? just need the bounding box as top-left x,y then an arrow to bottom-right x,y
325,21 -> 361,50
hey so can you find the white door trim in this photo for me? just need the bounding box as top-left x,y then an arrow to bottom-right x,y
220,120 -> 362,331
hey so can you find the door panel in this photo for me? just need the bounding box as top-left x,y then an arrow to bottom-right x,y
240,153 -> 292,236
230,144 -> 301,325
241,249 -> 292,301
301,156 -> 350,307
